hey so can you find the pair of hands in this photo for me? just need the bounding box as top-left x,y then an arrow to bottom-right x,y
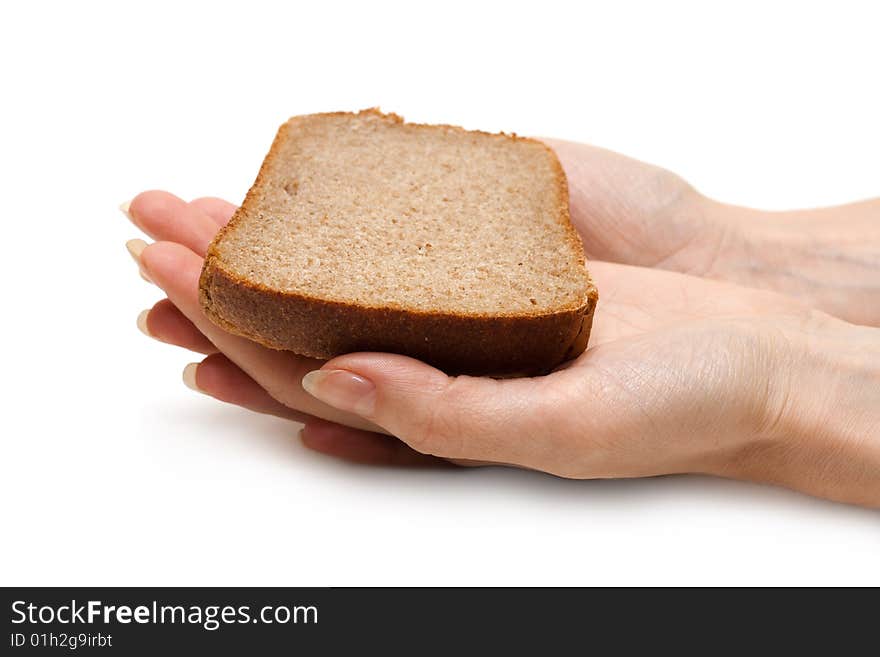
125,140 -> 880,507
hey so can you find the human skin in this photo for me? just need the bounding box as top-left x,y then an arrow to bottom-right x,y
545,139 -> 880,327
122,141 -> 880,507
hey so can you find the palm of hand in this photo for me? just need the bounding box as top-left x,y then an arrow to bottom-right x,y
554,260 -> 804,477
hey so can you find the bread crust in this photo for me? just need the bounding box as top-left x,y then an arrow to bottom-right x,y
199,109 -> 598,376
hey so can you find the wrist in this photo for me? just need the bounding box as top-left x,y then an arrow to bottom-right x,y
702,198 -> 880,326
754,314 -> 880,506
698,199 -> 798,289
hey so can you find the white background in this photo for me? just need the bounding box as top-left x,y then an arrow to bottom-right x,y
1,0 -> 878,586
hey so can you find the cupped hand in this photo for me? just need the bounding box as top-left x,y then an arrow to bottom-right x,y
548,139 -> 880,327
124,190 -> 849,495
545,139 -> 725,274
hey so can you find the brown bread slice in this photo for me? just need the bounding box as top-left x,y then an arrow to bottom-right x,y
199,109 -> 597,376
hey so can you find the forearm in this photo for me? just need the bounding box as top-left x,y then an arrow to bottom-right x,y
746,315 -> 880,507
707,198 -> 880,326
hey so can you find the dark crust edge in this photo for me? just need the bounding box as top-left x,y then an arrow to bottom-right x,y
200,261 -> 596,376
199,108 -> 599,376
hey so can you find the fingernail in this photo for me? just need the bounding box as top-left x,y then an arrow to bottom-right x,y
301,369 -> 376,416
125,239 -> 153,282
126,238 -> 147,262
136,309 -> 152,337
182,362 -> 202,393
119,200 -> 133,220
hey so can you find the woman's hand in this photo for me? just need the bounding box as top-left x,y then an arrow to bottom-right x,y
124,193 -> 381,433
547,140 -> 880,326
124,191 -> 880,507
299,305 -> 880,507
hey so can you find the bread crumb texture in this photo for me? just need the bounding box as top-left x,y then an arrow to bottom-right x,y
200,109 -> 597,375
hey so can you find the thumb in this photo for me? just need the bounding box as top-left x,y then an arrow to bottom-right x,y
301,353 -> 564,466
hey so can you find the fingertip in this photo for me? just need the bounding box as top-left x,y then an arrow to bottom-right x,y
300,419 -> 376,456
124,238 -> 154,282
322,352 -> 449,389
136,309 -> 152,337
299,421 -> 333,450
136,240 -> 166,275
189,351 -> 230,383
139,241 -> 202,285
125,237 -> 148,261
128,191 -> 218,256
141,298 -> 217,354
182,362 -> 202,392
127,190 -> 186,227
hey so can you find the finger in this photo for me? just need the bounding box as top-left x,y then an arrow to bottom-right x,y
300,419 -> 447,467
139,299 -> 217,355
300,352 -> 571,467
125,191 -> 219,256
136,240 -> 380,433
189,197 -> 237,226
185,353 -> 313,423
301,419 -> 495,469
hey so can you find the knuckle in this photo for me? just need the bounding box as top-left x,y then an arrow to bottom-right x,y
406,377 -> 472,457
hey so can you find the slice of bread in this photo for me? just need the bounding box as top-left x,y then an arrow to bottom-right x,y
199,109 -> 597,376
